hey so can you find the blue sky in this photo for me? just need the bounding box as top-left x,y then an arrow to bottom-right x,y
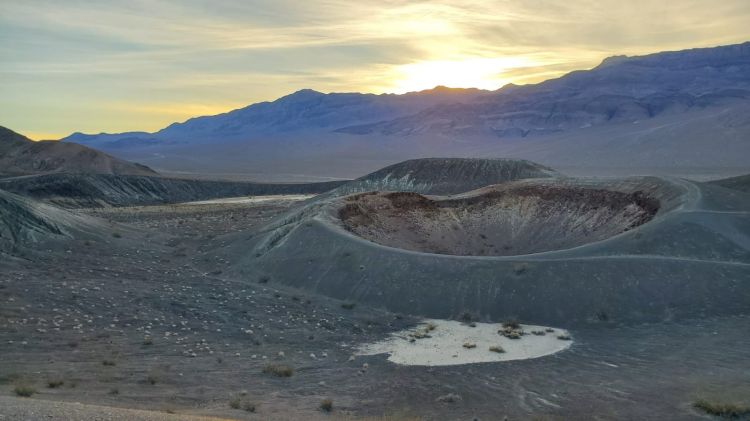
1,0 -> 749,139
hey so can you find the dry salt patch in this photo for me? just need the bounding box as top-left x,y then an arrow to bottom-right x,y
181,194 -> 316,205
357,319 -> 572,366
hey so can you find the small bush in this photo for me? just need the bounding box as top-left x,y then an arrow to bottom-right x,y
489,345 -> 505,353
102,360 -> 116,366
320,398 -> 333,412
694,399 -> 750,418
557,334 -> 572,341
47,379 -> 64,388
512,262 -> 529,275
230,397 -> 256,412
341,302 -> 356,310
14,385 -> 36,397
502,319 -> 520,329
112,232 -> 122,238
262,364 -> 294,377
146,374 -> 158,385
462,342 -> 476,349
108,387 -> 119,395
142,337 -> 153,346
459,312 -> 475,323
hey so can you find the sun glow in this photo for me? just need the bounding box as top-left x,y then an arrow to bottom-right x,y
388,57 -> 535,93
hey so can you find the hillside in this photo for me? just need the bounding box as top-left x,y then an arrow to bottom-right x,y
332,158 -> 558,196
0,126 -> 156,177
709,173 -> 750,193
0,173 -> 345,208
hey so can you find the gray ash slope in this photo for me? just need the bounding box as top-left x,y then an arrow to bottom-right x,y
329,157 -> 557,196
710,173 -> 750,193
0,189 -> 106,253
0,173 -> 346,208
0,126 -> 156,177
224,167 -> 750,326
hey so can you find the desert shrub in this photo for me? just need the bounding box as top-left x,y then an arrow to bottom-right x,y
146,374 -> 158,385
102,359 -> 116,366
502,319 -> 520,329
262,364 -> 294,377
47,379 -> 64,388
595,311 -> 609,321
142,337 -> 153,346
459,312 -> 475,323
320,398 -> 333,412
557,334 -> 572,341
512,262 -> 529,275
230,396 -> 256,412
462,342 -> 476,349
489,345 -> 505,353
14,385 -> 36,397
112,232 -> 122,238
108,387 -> 119,395
694,399 -> 750,418
341,302 -> 356,310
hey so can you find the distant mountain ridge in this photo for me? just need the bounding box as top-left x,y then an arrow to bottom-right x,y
65,86 -> 490,146
61,41 -> 750,180
0,126 -> 156,177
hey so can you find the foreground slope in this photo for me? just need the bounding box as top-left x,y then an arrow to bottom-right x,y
0,126 -> 156,177
0,163 -> 748,420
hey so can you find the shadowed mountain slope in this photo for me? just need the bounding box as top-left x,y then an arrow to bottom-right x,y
0,126 -> 156,177
60,42 -> 750,180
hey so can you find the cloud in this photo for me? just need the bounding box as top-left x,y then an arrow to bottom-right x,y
1,0 -> 748,136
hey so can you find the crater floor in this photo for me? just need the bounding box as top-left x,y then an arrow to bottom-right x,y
338,186 -> 659,256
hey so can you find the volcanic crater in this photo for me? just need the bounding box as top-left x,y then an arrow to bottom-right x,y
337,185 -> 660,256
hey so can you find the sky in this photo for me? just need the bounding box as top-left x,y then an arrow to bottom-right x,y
1,0 -> 749,140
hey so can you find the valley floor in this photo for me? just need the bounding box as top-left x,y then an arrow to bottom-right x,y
1,198 -> 748,420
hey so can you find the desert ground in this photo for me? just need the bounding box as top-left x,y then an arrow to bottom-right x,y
2,189 -> 749,420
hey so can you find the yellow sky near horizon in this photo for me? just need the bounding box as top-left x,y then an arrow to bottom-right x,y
1,0 -> 749,140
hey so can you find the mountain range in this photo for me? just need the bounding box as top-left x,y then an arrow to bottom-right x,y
62,42 -> 750,180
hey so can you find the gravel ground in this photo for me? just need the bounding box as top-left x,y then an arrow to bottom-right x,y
0,396 -> 232,421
